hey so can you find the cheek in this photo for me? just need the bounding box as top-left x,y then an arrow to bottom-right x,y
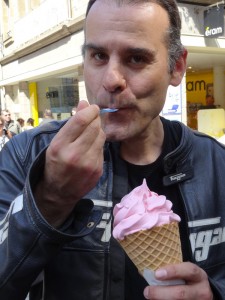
84,71 -> 97,100
132,77 -> 168,102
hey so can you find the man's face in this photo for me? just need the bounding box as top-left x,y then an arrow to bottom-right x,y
83,1 -> 185,141
2,111 -> 11,123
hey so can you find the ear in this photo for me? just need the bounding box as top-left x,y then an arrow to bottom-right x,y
170,49 -> 188,87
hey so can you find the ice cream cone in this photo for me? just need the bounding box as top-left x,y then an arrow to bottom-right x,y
119,222 -> 182,274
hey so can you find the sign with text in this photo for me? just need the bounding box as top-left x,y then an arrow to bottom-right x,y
204,5 -> 224,38
161,85 -> 182,122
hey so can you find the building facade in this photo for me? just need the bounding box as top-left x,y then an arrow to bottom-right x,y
0,0 -> 88,124
0,0 -> 225,127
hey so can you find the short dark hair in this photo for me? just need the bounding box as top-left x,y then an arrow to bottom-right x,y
17,118 -> 25,126
84,0 -> 184,72
27,118 -> 34,126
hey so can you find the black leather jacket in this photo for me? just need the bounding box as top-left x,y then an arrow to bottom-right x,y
0,119 -> 225,300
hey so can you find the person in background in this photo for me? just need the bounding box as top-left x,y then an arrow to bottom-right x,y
0,116 -> 12,151
1,109 -> 22,135
17,118 -> 25,132
0,0 -> 224,299
25,118 -> 35,130
205,94 -> 216,108
71,106 -> 77,116
39,109 -> 54,126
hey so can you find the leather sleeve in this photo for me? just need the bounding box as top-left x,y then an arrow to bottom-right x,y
0,130 -> 101,300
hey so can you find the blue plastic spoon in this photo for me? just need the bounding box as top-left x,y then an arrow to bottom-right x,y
100,108 -> 118,114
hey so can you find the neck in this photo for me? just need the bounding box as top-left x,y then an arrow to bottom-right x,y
120,117 -> 164,165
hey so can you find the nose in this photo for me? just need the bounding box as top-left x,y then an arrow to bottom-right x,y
102,60 -> 126,93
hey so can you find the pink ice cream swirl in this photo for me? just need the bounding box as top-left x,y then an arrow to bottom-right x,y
112,179 -> 181,240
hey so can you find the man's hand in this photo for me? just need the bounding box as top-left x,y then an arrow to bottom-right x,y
34,100 -> 106,227
144,262 -> 213,300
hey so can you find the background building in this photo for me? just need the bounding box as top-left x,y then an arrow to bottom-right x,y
0,0 -> 225,129
0,0 -> 88,124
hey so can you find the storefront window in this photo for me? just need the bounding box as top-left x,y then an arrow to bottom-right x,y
37,72 -> 80,121
47,78 -> 79,109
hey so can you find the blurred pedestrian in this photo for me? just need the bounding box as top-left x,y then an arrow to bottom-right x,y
0,116 -> 12,151
39,109 -> 54,126
1,109 -> 22,135
17,118 -> 25,132
25,118 -> 34,130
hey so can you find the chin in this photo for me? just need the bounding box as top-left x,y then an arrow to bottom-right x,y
105,131 -> 128,142
103,122 -> 131,142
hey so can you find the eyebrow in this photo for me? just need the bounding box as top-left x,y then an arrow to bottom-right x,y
82,43 -> 105,56
126,47 -> 156,58
82,43 -> 155,58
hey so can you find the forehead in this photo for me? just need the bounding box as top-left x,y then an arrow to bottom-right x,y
85,1 -> 169,50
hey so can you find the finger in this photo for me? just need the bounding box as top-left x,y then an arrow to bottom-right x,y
54,104 -> 100,144
72,116 -> 105,152
155,262 -> 207,283
48,120 -> 105,179
75,129 -> 105,180
50,115 -> 105,166
62,118 -> 105,170
144,280 -> 213,300
76,100 -> 89,112
144,284 -> 191,300
51,127 -> 105,200
44,125 -> 105,202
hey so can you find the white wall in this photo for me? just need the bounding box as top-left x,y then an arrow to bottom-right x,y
1,30 -> 84,85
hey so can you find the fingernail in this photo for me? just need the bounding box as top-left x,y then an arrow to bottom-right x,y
144,288 -> 150,299
155,268 -> 167,279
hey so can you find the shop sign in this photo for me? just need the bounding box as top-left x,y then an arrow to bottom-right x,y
204,4 -> 224,38
161,85 -> 182,122
186,80 -> 206,92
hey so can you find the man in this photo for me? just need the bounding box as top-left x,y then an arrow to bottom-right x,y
0,0 -> 224,299
0,116 -> 12,151
1,109 -> 22,135
39,108 -> 54,126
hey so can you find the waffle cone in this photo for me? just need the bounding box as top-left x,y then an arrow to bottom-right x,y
119,222 -> 182,273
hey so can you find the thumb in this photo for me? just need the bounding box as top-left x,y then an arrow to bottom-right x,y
76,100 -> 90,113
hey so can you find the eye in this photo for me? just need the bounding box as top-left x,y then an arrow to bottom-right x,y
125,48 -> 154,67
130,55 -> 148,65
92,52 -> 108,62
